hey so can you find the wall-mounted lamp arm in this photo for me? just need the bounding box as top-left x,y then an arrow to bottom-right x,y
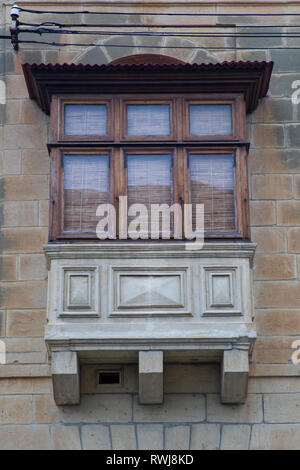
10,4 -> 20,51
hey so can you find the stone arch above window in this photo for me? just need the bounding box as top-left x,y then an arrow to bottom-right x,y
108,53 -> 186,66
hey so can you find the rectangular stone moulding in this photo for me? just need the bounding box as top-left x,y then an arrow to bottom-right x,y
68,274 -> 90,307
202,266 -> 242,316
61,267 -> 99,317
109,266 -> 192,317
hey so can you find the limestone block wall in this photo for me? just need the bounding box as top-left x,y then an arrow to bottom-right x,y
0,0 -> 300,450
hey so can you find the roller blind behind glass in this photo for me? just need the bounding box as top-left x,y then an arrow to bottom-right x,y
189,104 -> 232,136
189,153 -> 235,232
64,104 -> 107,136
127,154 -> 173,236
63,154 -> 109,233
127,105 -> 170,136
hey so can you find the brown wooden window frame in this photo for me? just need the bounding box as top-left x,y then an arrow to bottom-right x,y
53,95 -> 114,142
49,92 -> 250,242
184,147 -> 249,239
182,95 -> 245,141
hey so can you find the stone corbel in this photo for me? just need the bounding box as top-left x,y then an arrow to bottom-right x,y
221,348 -> 249,404
49,348 -> 251,405
139,351 -> 164,404
51,351 -> 80,405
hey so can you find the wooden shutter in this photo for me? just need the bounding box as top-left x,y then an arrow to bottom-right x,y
127,153 -> 173,237
63,154 -> 109,233
189,153 -> 235,232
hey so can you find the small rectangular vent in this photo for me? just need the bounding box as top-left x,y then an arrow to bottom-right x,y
98,370 -> 121,385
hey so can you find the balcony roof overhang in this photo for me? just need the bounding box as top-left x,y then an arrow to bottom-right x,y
22,60 -> 273,115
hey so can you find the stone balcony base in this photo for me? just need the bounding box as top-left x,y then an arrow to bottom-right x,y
44,242 -> 256,405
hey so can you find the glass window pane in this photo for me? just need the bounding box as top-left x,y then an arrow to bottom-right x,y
127,104 -> 170,136
64,104 -> 107,136
189,104 -> 232,136
63,154 -> 108,232
127,154 -> 173,237
189,153 -> 235,231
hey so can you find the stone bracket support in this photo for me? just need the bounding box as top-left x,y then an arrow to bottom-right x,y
221,349 -> 249,404
139,351 -> 164,404
51,351 -> 80,405
49,348 -> 252,405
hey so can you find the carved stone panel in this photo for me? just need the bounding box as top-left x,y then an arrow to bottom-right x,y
60,267 -> 99,317
109,266 -> 192,317
202,266 -> 242,316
